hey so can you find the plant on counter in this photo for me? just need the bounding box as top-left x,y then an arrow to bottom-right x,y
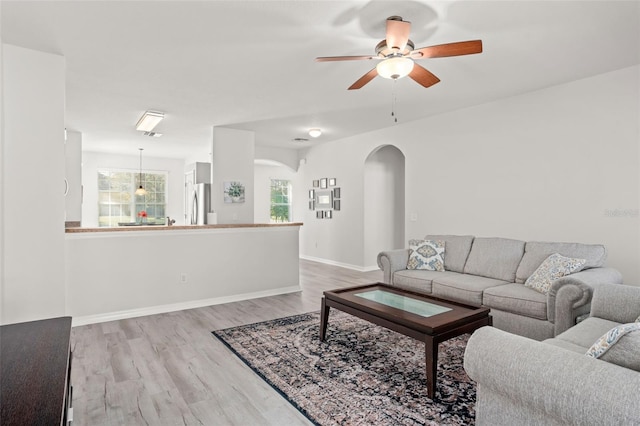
137,210 -> 148,223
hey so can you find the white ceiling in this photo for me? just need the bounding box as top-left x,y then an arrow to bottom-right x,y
2,1 -> 638,159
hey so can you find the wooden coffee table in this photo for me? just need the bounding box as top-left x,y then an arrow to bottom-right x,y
320,283 -> 491,399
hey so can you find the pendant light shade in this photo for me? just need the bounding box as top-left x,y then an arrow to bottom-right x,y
135,148 -> 147,196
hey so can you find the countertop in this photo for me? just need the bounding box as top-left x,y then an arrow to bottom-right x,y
65,222 -> 303,233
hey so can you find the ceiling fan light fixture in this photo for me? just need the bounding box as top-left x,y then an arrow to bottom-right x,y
135,111 -> 164,132
308,128 -> 322,138
376,56 -> 414,80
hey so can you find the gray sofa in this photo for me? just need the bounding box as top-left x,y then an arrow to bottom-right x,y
464,283 -> 640,425
377,235 -> 623,340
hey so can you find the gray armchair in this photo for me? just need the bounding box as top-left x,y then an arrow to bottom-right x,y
464,283 -> 640,425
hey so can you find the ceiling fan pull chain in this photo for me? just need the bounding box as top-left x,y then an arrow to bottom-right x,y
391,80 -> 398,123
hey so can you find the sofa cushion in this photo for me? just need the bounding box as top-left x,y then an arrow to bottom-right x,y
406,239 -> 445,271
554,317 -> 620,349
463,237 -> 525,282
524,253 -> 586,295
424,235 -> 474,273
543,338 -> 588,355
392,270 -> 459,293
586,322 -> 640,372
432,274 -> 509,305
483,283 -> 547,320
515,241 -> 607,283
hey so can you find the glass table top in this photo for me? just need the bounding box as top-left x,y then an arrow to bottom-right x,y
354,289 -> 452,318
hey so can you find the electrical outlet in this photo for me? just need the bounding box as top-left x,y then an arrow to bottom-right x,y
180,272 -> 188,284
410,212 -> 418,222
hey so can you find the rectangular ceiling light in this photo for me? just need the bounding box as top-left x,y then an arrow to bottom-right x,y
135,111 -> 164,132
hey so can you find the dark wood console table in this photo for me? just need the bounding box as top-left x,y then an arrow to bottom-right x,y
1,316 -> 73,425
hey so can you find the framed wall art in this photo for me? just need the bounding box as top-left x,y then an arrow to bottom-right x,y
315,190 -> 333,209
223,181 -> 245,203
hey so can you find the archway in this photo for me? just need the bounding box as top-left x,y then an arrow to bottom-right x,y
363,145 -> 405,268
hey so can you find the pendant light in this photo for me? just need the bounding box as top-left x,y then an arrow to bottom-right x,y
135,148 -> 147,196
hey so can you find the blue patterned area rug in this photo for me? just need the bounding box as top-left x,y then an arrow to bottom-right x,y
212,310 -> 475,425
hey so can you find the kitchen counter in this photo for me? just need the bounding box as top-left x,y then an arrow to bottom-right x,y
65,222 -> 303,233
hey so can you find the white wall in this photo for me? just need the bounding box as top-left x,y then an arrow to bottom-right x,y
81,151 -> 186,227
0,32 -> 4,322
211,127 -> 255,224
2,44 -> 66,324
64,130 -> 82,222
0,27 -> 4,323
298,66 -> 640,284
66,226 -> 300,324
254,162 -> 301,224
297,142 -> 370,269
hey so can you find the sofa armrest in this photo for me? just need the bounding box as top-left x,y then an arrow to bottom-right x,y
590,283 -> 640,323
376,249 -> 410,284
464,327 -> 640,425
547,267 -> 623,335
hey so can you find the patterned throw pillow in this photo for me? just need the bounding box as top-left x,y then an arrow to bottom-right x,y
524,253 -> 586,295
585,322 -> 640,371
406,239 -> 445,271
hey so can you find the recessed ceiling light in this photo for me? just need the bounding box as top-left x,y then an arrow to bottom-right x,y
136,111 -> 164,132
308,128 -> 322,138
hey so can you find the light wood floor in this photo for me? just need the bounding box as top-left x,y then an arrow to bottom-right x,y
71,259 -> 382,425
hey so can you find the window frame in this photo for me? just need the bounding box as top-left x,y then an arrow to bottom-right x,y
269,178 -> 292,223
97,168 -> 168,227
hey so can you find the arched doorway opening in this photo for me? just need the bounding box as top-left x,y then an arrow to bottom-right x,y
363,145 -> 405,268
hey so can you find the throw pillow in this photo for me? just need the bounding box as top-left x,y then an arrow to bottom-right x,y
524,253 -> 586,295
585,322 -> 640,372
406,239 -> 445,271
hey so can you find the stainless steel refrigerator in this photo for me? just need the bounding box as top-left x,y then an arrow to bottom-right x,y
190,183 -> 211,225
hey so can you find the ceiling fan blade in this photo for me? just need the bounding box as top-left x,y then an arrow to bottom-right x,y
348,68 -> 378,90
409,64 -> 440,88
385,17 -> 411,51
315,55 -> 376,62
411,40 -> 483,59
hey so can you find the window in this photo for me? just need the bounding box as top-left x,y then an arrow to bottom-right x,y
98,169 -> 167,227
270,179 -> 292,223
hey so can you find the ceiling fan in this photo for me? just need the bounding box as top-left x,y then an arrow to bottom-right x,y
316,16 -> 483,90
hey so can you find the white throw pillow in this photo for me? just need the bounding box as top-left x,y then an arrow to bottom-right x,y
524,253 -> 586,295
406,239 -> 445,271
585,322 -> 640,372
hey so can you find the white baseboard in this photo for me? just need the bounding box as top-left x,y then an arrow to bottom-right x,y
71,285 -> 301,327
299,254 -> 380,273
